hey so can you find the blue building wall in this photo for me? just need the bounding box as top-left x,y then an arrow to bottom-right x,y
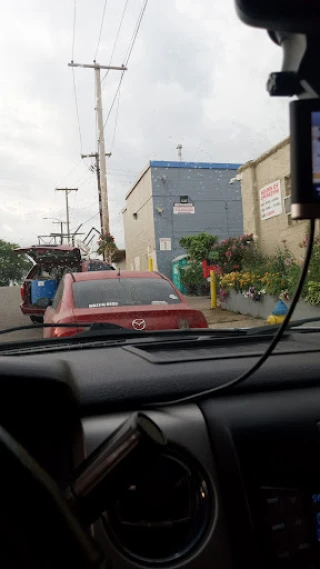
150,161 -> 243,279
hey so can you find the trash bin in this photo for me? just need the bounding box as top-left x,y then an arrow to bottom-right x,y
172,255 -> 189,294
30,279 -> 58,305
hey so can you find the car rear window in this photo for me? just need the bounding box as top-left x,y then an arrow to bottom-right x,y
72,278 -> 181,308
87,261 -> 115,271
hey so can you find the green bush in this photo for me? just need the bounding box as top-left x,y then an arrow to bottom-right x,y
179,262 -> 209,296
305,281 -> 320,305
179,233 -> 218,262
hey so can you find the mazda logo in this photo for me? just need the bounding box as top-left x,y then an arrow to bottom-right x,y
132,319 -> 146,331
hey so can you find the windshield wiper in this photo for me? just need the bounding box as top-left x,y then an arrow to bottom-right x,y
246,316 -> 320,335
0,322 -> 126,337
0,321 -> 254,342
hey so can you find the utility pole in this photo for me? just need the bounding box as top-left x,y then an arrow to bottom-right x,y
43,217 -> 66,245
68,61 -> 127,261
52,221 -> 65,244
81,152 -> 111,234
56,188 -> 78,244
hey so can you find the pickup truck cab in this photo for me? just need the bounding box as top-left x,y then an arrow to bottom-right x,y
15,245 -> 114,322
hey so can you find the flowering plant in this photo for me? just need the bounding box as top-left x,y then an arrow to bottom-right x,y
213,234 -> 254,274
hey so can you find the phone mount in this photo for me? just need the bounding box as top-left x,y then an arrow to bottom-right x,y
262,31 -> 320,219
266,32 -> 320,99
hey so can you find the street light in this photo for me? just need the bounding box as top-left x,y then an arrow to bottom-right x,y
43,217 -> 66,245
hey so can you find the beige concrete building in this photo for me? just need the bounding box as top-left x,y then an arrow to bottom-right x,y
239,137 -> 310,258
122,166 -> 157,272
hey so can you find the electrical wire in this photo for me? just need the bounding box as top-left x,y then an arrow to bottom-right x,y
110,85 -> 121,152
78,172 -> 95,188
81,211 -> 100,225
94,0 -> 109,61
73,168 -> 92,186
100,72 -> 125,138
55,158 -> 82,189
72,69 -> 83,154
100,0 -> 149,136
101,0 -> 130,84
141,220 -> 316,408
70,0 -> 84,154
71,0 -> 77,61
123,0 -> 149,66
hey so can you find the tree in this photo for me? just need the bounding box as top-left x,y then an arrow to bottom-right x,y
97,233 -> 118,257
179,232 -> 219,262
0,239 -> 32,287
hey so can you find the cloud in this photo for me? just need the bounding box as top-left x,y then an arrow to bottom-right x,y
0,0 -> 289,250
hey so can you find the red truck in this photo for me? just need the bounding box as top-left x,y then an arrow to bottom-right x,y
15,245 -> 114,322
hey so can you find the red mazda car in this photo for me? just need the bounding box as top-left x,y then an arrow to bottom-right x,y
43,270 -> 208,338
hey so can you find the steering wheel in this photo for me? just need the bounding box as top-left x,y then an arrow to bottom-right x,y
0,425 -> 102,569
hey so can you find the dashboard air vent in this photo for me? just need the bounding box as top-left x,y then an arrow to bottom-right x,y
103,450 -> 211,565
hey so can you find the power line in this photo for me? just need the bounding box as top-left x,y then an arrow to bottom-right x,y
70,0 -> 84,154
101,72 -> 125,135
101,0 -> 149,134
108,167 -> 136,173
81,211 -> 100,225
124,0 -> 149,66
101,0 -> 129,85
74,171 -> 95,189
72,68 -> 83,153
94,0 -> 109,61
56,158 -> 82,188
73,168 -> 92,186
72,0 -> 77,61
110,84 -> 121,152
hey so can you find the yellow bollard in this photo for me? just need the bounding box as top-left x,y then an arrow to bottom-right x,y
148,257 -> 153,271
210,270 -> 217,309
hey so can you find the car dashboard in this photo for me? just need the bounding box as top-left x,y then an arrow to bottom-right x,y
2,331 -> 320,569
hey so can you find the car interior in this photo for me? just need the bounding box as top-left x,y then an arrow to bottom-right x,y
2,2 -> 320,569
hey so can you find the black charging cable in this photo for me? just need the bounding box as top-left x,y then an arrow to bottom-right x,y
144,220 -> 316,407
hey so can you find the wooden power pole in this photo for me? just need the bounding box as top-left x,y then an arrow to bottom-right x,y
68,61 -> 126,261
81,152 -> 111,235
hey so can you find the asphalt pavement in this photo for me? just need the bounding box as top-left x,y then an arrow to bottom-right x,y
0,286 -> 42,342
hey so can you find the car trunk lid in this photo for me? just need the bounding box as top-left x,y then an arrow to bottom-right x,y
14,246 -> 81,269
69,304 -> 207,331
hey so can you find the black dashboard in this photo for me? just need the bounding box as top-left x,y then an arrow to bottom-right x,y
2,330 -> 320,569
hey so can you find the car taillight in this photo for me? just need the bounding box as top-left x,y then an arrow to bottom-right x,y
183,312 -> 208,329
20,284 -> 26,301
53,327 -> 84,338
178,318 -> 190,330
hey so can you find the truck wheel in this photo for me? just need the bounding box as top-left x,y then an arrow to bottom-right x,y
30,316 -> 43,324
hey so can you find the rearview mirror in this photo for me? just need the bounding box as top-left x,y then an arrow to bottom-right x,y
234,0 -> 320,33
35,298 -> 52,309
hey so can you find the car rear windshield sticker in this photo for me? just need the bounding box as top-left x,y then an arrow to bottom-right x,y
169,294 -> 178,299
88,302 -> 119,308
151,300 -> 168,305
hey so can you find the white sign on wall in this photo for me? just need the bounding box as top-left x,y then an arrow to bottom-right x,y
173,203 -> 195,214
159,238 -> 172,251
259,180 -> 282,220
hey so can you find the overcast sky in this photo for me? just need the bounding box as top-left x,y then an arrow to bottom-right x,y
0,0 -> 290,249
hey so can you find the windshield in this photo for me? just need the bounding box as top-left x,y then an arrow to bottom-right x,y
0,0 -> 316,345
72,279 -> 181,308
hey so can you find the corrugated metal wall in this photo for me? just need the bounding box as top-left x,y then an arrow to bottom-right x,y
150,162 -> 243,278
